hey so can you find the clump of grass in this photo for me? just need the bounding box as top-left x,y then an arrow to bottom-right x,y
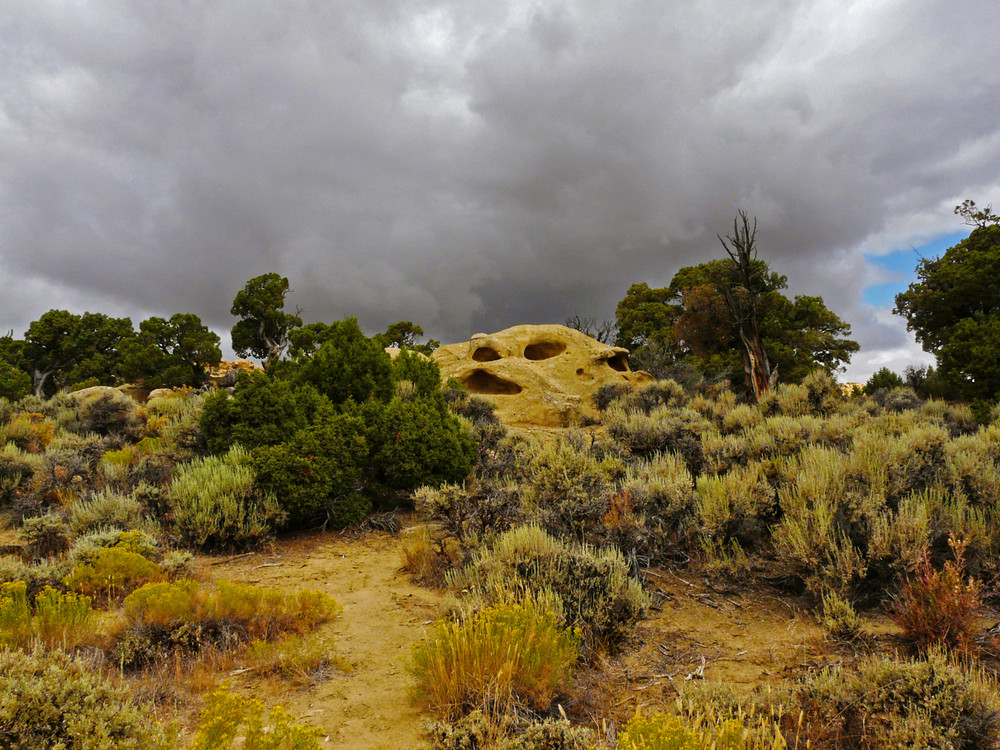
409,599 -> 580,721
245,632 -> 349,686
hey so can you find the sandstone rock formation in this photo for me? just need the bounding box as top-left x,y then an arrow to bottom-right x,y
432,324 -> 653,427
206,359 -> 261,387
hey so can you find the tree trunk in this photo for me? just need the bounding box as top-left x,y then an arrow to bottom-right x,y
32,368 -> 51,398
738,328 -> 771,403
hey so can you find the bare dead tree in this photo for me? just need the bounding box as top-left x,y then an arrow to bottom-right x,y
716,211 -> 775,402
565,314 -> 618,345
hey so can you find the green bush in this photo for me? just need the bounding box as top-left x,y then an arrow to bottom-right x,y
461,525 -> 648,650
364,396 -> 476,493
0,363 -> 31,402
864,367 -> 905,395
410,599 -> 580,720
200,373 -> 322,453
0,648 -> 170,749
251,412 -> 368,528
296,317 -> 395,406
169,446 -> 284,551
800,649 -> 1000,748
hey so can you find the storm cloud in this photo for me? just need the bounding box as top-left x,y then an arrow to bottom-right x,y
2,0 -> 999,380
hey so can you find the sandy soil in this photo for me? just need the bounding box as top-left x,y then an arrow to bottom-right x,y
204,529 -> 453,749
202,527 -> 863,746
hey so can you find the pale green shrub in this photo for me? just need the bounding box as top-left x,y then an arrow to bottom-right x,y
800,649 -> 1000,748
720,403 -> 763,434
460,525 -> 648,650
758,383 -> 809,417
773,447 -> 875,597
69,491 -> 147,535
614,452 -> 697,558
688,390 -> 737,426
801,369 -> 843,416
619,379 -> 688,414
606,406 -> 708,473
885,423 -> 951,501
696,463 -> 774,551
522,439 -> 620,543
0,648 -> 170,749
820,590 -> 864,642
67,529 -> 160,568
19,513 -> 71,560
701,431 -> 750,475
169,446 -> 284,551
945,425 -> 1000,506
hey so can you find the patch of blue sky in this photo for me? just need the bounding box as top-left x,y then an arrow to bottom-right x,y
862,230 -> 968,307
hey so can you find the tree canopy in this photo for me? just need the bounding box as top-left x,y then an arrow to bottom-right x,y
120,313 -> 222,388
616,250 -> 858,394
894,206 -> 1000,405
22,310 -> 134,396
230,273 -> 302,370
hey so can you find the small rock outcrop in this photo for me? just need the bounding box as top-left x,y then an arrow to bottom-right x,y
432,324 -> 652,427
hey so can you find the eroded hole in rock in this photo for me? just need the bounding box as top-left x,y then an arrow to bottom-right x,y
463,369 -> 523,395
524,341 -> 566,360
472,346 -> 502,362
606,353 -> 628,372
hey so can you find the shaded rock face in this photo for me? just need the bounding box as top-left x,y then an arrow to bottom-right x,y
432,324 -> 653,427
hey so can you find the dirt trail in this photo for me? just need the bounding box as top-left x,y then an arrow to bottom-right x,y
206,530 -> 449,749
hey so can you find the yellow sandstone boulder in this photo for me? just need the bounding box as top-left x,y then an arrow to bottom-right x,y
432,324 -> 652,427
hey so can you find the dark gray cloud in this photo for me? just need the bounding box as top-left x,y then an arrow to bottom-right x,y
2,0 -> 998,380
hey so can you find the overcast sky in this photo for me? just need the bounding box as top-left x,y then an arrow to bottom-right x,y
2,1 -> 999,382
